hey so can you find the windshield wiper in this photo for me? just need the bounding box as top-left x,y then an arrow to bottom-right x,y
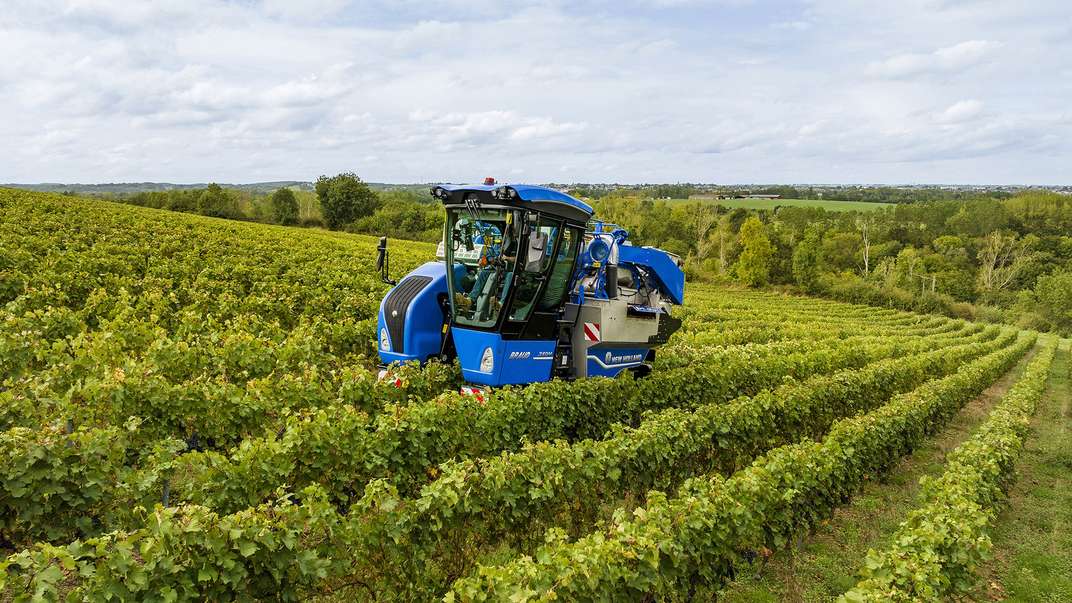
463,194 -> 481,220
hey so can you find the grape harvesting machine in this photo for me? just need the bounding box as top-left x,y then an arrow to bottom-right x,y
375,179 -> 685,388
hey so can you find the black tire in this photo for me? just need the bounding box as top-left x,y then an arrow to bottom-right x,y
630,363 -> 653,379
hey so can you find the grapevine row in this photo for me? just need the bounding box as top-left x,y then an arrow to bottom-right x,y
332,330 -> 1015,598
0,326 -> 993,546
170,324 -> 997,518
446,334 -> 1034,601
0,334 -> 1031,602
840,341 -> 1057,602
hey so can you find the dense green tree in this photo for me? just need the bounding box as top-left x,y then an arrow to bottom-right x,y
197,183 -> 234,218
821,231 -> 863,273
792,227 -> 822,293
975,232 -> 1036,295
931,235 -> 966,256
1033,271 -> 1072,333
659,238 -> 690,258
351,197 -> 444,242
270,188 -> 299,225
1003,191 -> 1072,235
735,216 -> 774,287
315,172 -> 380,230
945,199 -> 1011,236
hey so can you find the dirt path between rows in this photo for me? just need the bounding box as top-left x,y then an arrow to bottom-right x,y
974,339 -> 1071,602
719,342 -> 1040,603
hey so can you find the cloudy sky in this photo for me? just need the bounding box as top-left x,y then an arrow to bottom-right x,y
2,0 -> 1070,184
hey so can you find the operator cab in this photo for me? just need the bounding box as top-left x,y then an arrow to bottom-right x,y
445,206 -> 581,331
430,183 -> 592,384
435,183 -> 591,339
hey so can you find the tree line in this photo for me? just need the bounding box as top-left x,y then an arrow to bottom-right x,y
100,175 -> 1072,335
564,184 -> 1017,203
109,173 -> 443,242
590,191 -> 1072,335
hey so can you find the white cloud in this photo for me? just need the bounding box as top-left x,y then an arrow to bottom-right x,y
0,1 -> 1069,184
866,40 -> 1001,79
935,99 -> 984,123
772,20 -> 812,31
404,110 -> 587,149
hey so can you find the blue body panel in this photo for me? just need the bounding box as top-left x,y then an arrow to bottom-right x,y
618,245 -> 686,305
451,327 -> 556,386
377,262 -> 448,365
585,346 -> 650,378
437,183 -> 594,216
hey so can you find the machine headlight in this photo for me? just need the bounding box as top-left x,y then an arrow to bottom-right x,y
380,328 -> 390,351
588,237 -> 611,262
480,347 -> 494,373
494,186 -> 518,200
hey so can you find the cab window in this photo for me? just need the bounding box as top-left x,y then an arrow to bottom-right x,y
537,227 -> 580,311
445,207 -> 520,328
507,217 -> 560,321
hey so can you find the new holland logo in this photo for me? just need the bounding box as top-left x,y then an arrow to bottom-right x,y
604,352 -> 645,365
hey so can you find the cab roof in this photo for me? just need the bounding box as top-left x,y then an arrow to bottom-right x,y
435,183 -> 594,217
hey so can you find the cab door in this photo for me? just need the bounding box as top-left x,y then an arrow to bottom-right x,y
501,222 -> 583,341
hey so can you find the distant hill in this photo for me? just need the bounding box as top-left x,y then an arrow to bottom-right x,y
0,181 -> 435,195
7,181 -> 1067,199
2,182 -> 315,195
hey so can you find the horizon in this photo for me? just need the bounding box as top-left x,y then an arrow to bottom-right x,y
4,180 -> 1070,189
3,1 -> 1070,184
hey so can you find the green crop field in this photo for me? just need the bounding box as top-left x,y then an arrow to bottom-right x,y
671,197 -> 894,212
0,188 -> 1068,602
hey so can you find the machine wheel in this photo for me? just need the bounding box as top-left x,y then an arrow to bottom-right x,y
629,363 -> 653,379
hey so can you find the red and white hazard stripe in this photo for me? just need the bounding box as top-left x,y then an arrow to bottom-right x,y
583,322 -> 601,342
460,386 -> 486,404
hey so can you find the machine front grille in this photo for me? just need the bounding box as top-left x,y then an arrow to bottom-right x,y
383,276 -> 432,354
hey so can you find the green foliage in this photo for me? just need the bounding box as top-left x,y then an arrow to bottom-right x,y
0,421 -> 136,543
584,189 -> 1072,334
945,198 -> 1012,236
841,342 -> 1056,602
196,183 -> 236,218
736,216 -> 774,286
792,226 -> 822,292
350,192 -> 443,242
0,186 -> 1057,601
0,188 -> 453,547
448,334 -> 1033,601
315,172 -> 380,230
1002,191 -> 1072,235
339,328 -> 1008,598
1031,271 -> 1072,333
822,231 -> 864,273
165,306 -> 973,521
0,486 -> 341,602
84,181 -> 1072,338
270,187 -> 299,225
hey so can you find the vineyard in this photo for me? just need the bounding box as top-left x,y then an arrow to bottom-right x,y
0,187 -> 1067,602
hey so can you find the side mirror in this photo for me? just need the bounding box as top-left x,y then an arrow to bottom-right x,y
376,236 -> 396,285
376,236 -> 387,272
525,230 -> 548,272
